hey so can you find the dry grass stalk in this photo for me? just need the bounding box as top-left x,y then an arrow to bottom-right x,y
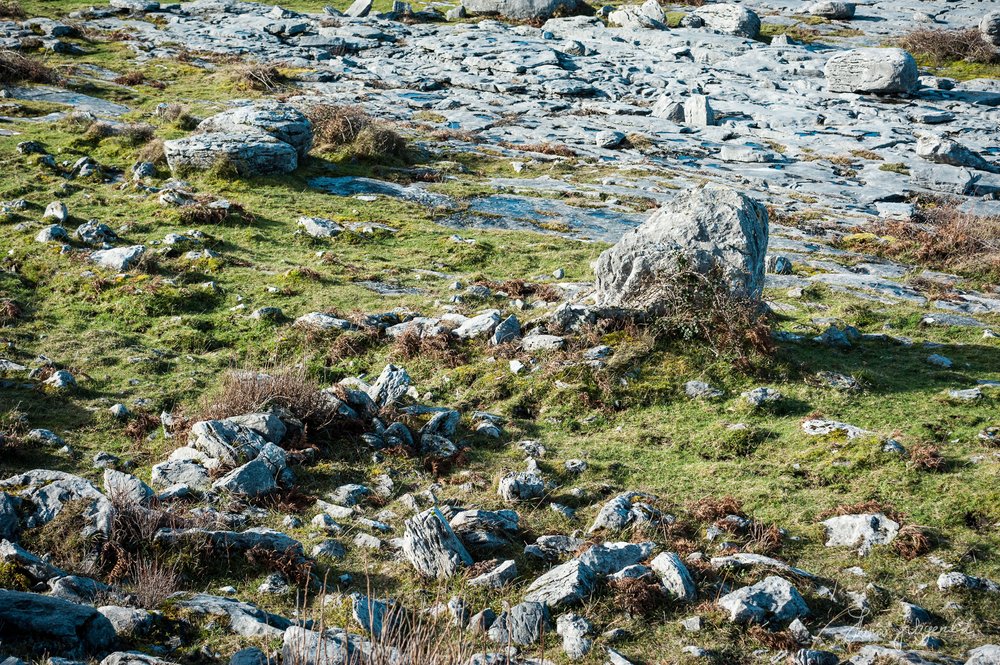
897,28 -> 999,65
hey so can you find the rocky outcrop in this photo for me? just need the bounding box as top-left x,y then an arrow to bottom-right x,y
0,589 -> 117,653
824,48 -> 918,95
692,4 -> 761,38
593,185 -> 769,308
164,132 -> 298,176
198,103 -> 313,157
461,0 -> 582,20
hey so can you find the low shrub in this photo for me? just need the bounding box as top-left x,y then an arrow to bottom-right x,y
349,124 -> 407,161
0,49 -> 55,85
897,28 -> 998,65
0,0 -> 25,18
229,62 -> 287,92
177,199 -> 255,226
308,103 -> 371,147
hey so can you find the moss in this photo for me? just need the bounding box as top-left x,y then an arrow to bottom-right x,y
0,561 -> 32,591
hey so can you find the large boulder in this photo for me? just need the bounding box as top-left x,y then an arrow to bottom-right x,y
198,103 -> 313,157
462,0 -> 582,19
692,4 -> 761,38
163,132 -> 298,176
0,589 -> 117,653
824,48 -> 918,95
593,185 -> 769,308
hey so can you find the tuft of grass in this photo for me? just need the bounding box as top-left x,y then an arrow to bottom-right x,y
0,0 -> 25,18
897,28 -> 998,66
501,141 -> 577,157
0,298 -> 22,326
0,49 -> 56,85
308,103 -> 372,148
909,443 -> 945,472
349,124 -> 407,161
229,62 -> 287,92
608,576 -> 668,616
894,524 -> 932,560
177,200 -> 256,226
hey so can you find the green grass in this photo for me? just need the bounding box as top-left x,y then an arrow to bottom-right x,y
1,16 -> 1000,665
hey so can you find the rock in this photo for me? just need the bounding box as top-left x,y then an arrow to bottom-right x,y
497,471 -> 545,502
968,645 -> 1000,664
650,552 -> 697,602
0,539 -> 66,583
212,459 -> 277,497
487,601 -> 551,645
102,469 -> 154,505
43,201 -> 68,222
343,0 -> 372,16
453,310 -> 501,339
717,576 -> 809,625
916,134 -> 997,173
295,312 -> 354,331
188,419 -> 269,467
164,132 -> 298,176
609,0 -> 666,30
176,593 -> 291,637
926,353 -> 953,368
900,601 -> 933,626
490,315 -> 522,345
742,387 -> 782,407
198,103 -> 312,157
692,4 -> 760,38
578,541 -> 655,576
36,224 -> 68,243
685,380 -> 723,399
368,363 -> 411,408
0,589 -> 116,653
312,539 -> 346,559
402,507 -> 474,578
588,491 -> 661,533
98,606 -> 153,637
596,130 -> 627,149
155,528 -> 303,559
468,559 -> 518,588
937,571 -> 1000,593
225,413 -> 286,444
91,245 -> 146,271
521,334 -> 565,351
980,11 -> 1000,47
462,0 -> 582,20
150,459 -> 210,490
0,470 -> 112,538
43,369 -> 77,390
684,95 -> 715,127
794,650 -> 840,665
523,559 -> 596,608
229,648 -> 270,665
298,216 -> 343,238
824,48 -> 918,95
0,494 -> 21,540
594,185 -> 769,308
805,1 -> 855,19
556,613 -> 593,660
822,513 -> 900,555
710,552 -> 815,579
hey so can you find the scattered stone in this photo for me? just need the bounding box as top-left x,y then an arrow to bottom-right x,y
822,513 -> 899,556
524,559 -> 596,608
402,508 -> 474,579
824,48 -> 918,95
717,576 -> 809,625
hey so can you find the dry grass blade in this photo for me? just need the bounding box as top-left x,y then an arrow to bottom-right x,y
688,496 -> 745,522
308,103 -> 372,147
230,62 -> 286,92
0,298 -> 22,326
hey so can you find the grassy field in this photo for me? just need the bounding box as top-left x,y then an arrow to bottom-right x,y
2,9 -> 1000,665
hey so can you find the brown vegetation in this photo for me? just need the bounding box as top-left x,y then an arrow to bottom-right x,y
230,62 -> 287,92
894,524 -> 932,560
860,204 -> 1000,283
909,443 -> 945,472
0,49 -> 55,85
897,28 -> 998,65
0,0 -> 24,17
391,330 -> 468,368
608,576 -> 668,617
501,141 -> 577,157
0,298 -> 21,326
177,200 -> 256,226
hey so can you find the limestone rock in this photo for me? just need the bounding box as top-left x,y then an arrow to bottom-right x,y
462,0 -> 582,20
402,507 -> 474,578
594,185 -> 769,308
824,48 -> 918,95
198,103 -> 313,157
821,513 -> 899,556
523,559 -> 596,608
717,576 -> 809,625
164,132 -> 298,176
692,4 -> 760,38
0,589 -> 117,653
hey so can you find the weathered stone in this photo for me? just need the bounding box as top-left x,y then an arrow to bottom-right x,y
198,103 -> 312,157
556,613 -> 593,660
402,507 -> 474,578
0,589 -> 116,653
173,593 -> 292,637
594,185 -> 768,308
821,513 -> 899,556
91,245 -> 146,271
805,1 -> 854,19
717,576 -> 809,625
497,471 -> 545,502
650,552 -> 697,602
523,559 -> 596,608
487,601 -> 551,644
462,0 -> 581,20
164,132 -> 298,176
692,4 -> 760,38
824,48 -> 918,95
578,541 -> 654,576
103,469 -> 154,505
